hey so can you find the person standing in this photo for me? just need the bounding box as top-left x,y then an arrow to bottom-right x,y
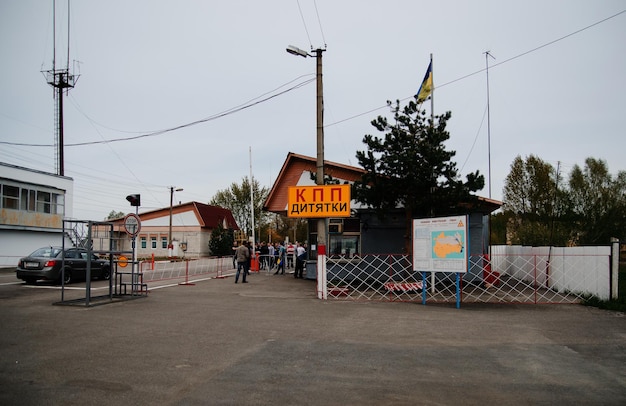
259,242 -> 269,270
267,241 -> 276,271
235,241 -> 250,283
294,242 -> 307,278
232,241 -> 239,269
274,242 -> 285,275
286,243 -> 295,269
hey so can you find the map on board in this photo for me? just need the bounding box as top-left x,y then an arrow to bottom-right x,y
432,231 -> 465,259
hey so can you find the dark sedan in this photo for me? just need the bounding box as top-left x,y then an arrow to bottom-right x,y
16,247 -> 111,285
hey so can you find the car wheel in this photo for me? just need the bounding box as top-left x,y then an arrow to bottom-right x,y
59,269 -> 72,285
100,267 -> 111,281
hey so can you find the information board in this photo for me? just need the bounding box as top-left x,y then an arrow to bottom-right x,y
412,215 -> 468,273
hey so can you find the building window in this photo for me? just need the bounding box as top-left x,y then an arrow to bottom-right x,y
140,237 -> 147,249
36,191 -> 51,213
329,235 -> 360,258
151,237 -> 157,249
161,237 -> 168,249
29,189 -> 36,211
0,182 -> 64,215
51,193 -> 64,214
1,185 -> 19,210
20,189 -> 28,211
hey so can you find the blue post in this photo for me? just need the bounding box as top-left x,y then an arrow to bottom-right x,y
456,272 -> 461,309
422,271 -> 427,305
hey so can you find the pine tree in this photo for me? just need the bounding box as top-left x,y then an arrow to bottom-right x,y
353,99 -> 484,254
208,220 -> 234,257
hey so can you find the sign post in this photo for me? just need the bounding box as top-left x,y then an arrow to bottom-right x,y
123,213 -> 141,295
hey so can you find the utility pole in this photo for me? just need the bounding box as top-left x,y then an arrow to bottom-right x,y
169,186 -> 183,255
286,44 -> 328,299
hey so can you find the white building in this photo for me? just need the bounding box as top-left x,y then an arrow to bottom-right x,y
0,162 -> 74,267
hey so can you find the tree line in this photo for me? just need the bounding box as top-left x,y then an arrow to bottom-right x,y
492,155 -> 626,246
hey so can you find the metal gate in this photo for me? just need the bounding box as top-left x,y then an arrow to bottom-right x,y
325,250 -> 612,304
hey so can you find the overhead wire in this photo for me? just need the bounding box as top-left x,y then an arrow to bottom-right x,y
325,8 -> 626,128
313,0 -> 327,47
459,104 -> 488,172
1,75 -> 315,147
296,0 -> 313,49
66,95 -> 166,207
3,8 -> 623,150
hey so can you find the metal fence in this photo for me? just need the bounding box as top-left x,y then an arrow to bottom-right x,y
138,257 -> 233,283
324,247 -> 613,304
3,245 -> 615,305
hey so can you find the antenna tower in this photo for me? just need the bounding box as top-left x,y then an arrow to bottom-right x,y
43,0 -> 79,176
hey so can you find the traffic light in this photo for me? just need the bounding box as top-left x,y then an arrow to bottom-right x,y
126,194 -> 141,207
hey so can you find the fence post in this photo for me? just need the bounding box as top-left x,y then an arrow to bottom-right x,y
611,238 -> 620,301
216,257 -> 225,279
179,259 -> 195,286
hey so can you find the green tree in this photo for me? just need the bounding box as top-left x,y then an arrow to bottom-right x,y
209,176 -> 269,238
502,155 -> 626,246
208,220 -> 234,256
568,158 -> 626,244
105,210 -> 126,220
353,99 -> 484,254
489,211 -> 509,245
502,155 -> 572,245
502,155 -> 562,245
503,155 -> 556,217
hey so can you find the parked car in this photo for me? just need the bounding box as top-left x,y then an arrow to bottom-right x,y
16,246 -> 111,285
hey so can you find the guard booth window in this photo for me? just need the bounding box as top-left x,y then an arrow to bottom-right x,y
328,218 -> 361,259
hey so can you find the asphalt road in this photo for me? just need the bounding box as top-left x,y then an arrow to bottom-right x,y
0,268 -> 625,405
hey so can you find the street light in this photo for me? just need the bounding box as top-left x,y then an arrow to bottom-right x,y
286,44 -> 327,298
169,187 -> 183,253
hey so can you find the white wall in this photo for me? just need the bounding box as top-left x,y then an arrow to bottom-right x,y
0,229 -> 73,267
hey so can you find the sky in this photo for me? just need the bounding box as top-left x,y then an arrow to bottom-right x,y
1,1 -> 625,221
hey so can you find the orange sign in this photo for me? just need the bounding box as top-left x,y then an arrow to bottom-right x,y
118,255 -> 128,268
287,185 -> 351,218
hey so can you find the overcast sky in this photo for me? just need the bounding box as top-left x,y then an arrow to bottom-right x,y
1,1 -> 625,221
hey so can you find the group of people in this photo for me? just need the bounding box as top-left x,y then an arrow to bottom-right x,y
232,241 -> 308,282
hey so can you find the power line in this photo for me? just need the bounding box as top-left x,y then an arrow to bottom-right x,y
296,0 -> 313,49
3,8 -> 623,149
313,0 -> 327,47
1,75 -> 315,148
326,8 -> 626,128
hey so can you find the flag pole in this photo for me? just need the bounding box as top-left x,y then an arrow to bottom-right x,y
429,53 -> 434,126
428,53 -> 435,294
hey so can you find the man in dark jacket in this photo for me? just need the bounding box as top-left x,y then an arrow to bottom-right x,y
235,241 -> 250,283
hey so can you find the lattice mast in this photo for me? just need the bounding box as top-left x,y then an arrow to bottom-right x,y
43,0 -> 78,176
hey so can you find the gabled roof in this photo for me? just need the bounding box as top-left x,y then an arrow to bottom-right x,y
192,202 -> 239,229
112,201 -> 239,230
264,152 -> 502,216
264,152 -> 366,215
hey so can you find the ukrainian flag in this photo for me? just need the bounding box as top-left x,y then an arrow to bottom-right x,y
416,61 -> 433,103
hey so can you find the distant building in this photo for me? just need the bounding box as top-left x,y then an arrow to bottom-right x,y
0,162 -> 74,266
109,202 -> 239,258
264,152 -> 502,280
